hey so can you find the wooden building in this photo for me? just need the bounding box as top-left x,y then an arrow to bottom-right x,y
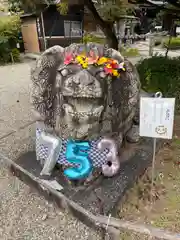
20,13 -> 40,53
135,0 -> 180,34
39,2 -> 84,50
20,1 -> 84,53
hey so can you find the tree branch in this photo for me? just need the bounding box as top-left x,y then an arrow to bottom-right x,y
84,0 -> 113,29
84,0 -> 119,49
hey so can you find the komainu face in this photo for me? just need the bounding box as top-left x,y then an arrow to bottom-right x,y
57,53 -> 106,139
31,43 -> 141,141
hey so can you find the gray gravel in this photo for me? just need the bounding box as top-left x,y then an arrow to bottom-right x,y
0,62 -> 101,240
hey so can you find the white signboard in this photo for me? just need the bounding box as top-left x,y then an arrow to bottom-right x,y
140,97 -> 175,139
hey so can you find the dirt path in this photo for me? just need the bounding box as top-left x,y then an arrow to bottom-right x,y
0,62 -> 101,240
131,39 -> 180,57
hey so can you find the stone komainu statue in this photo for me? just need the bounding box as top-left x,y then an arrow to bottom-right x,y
31,43 -> 141,181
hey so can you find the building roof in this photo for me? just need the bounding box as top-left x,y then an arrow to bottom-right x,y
146,0 -> 165,6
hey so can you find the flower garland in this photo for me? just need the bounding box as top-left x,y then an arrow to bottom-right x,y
64,52 -> 126,78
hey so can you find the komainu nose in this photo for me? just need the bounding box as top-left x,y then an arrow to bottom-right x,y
73,70 -> 94,86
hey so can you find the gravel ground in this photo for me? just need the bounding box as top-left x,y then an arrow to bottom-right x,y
0,62 -> 101,240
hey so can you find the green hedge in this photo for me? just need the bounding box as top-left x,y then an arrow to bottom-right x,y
136,56 -> 180,111
0,15 -> 21,64
164,37 -> 180,50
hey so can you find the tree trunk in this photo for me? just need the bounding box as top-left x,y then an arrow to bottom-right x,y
165,21 -> 174,57
84,0 -> 119,50
103,26 -> 119,50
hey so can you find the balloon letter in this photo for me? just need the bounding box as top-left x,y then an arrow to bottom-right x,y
98,138 -> 120,177
39,132 -> 62,176
64,140 -> 92,180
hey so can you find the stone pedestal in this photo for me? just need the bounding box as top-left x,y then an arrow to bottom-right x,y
12,137 -> 162,216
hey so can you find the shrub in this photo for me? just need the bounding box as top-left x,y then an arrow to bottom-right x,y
136,56 -> 180,111
11,48 -> 20,62
164,37 -> 180,50
82,33 -> 105,44
0,35 -> 11,63
0,15 -> 21,64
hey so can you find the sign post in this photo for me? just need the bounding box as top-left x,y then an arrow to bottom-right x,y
140,92 -> 175,203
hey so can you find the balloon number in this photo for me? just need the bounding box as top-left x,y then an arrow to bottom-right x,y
98,138 -> 120,177
39,132 -> 62,176
64,140 -> 92,180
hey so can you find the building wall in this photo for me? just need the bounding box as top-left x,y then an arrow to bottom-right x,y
21,17 -> 40,53
37,4 -> 83,51
42,4 -> 83,37
20,2 -> 84,53
39,37 -> 82,51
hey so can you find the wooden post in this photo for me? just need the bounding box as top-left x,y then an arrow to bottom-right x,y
117,18 -> 126,49
41,12 -> 47,51
149,35 -> 154,57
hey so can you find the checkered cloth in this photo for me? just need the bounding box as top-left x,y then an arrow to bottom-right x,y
36,128 -> 109,168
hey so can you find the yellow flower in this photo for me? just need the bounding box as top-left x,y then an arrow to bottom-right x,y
81,55 -> 88,62
97,57 -> 108,65
112,70 -> 120,77
106,63 -> 112,69
76,56 -> 83,62
82,62 -> 88,68
76,55 -> 89,68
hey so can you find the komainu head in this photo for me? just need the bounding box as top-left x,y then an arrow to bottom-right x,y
31,43 -> 141,140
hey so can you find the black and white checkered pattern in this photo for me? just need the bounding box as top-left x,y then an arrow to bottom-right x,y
36,128 -> 108,168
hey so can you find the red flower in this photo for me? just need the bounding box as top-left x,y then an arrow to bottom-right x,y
104,65 -> 113,74
107,59 -> 118,69
64,54 -> 74,65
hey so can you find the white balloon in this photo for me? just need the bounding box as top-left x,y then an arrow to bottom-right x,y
98,138 -> 120,177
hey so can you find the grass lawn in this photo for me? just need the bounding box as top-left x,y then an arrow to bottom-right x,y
117,116 -> 180,239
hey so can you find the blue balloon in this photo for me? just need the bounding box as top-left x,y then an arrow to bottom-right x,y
64,140 -> 93,180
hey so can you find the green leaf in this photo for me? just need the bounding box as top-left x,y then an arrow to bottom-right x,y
0,15 -> 21,64
95,0 -> 134,22
56,1 -> 68,15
